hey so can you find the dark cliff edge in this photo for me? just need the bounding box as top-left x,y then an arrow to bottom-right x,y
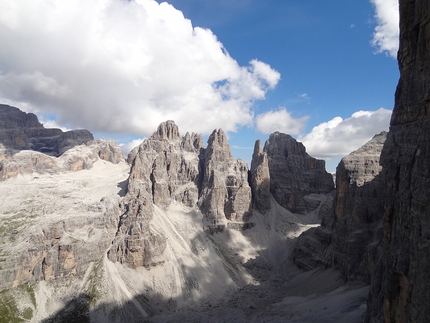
291,132 -> 387,283
365,0 -> 430,321
0,104 -> 94,157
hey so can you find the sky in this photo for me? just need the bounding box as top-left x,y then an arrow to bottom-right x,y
0,0 -> 400,172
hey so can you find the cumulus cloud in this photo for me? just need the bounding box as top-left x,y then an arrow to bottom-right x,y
0,0 -> 280,137
299,108 -> 391,158
370,0 -> 399,58
120,138 -> 145,156
255,108 -> 308,135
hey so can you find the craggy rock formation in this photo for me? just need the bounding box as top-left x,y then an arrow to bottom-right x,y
108,121 -> 203,267
251,132 -> 334,214
0,104 -> 94,158
292,132 -> 387,282
127,120 -> 203,209
198,128 -> 252,228
250,140 -> 271,214
109,122 -> 253,268
1,198 -> 121,290
366,0 -> 430,321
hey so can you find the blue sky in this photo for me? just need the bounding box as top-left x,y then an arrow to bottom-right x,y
0,0 -> 399,172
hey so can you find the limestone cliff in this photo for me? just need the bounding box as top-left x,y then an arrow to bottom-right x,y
251,132 -> 334,214
108,121 -> 203,267
291,132 -> 387,282
0,104 -> 94,158
366,0 -> 430,321
198,128 -> 252,229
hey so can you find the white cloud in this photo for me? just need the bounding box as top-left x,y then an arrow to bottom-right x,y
0,0 -> 280,137
38,118 -> 70,132
299,108 -> 391,158
370,0 -> 399,58
119,138 -> 145,156
255,108 -> 309,135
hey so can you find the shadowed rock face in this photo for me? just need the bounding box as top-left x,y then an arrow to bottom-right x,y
251,132 -> 334,214
366,0 -> 430,321
0,104 -> 94,157
291,132 -> 387,282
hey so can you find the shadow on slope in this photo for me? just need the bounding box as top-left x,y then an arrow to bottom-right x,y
40,193 -> 369,323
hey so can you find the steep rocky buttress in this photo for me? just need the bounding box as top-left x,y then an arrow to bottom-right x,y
365,0 -> 430,321
251,132 -> 334,214
291,132 -> 387,283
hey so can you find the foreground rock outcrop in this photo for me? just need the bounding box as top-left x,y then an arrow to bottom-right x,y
365,0 -> 430,321
292,132 -> 387,282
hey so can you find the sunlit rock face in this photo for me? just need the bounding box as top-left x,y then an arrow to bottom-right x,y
366,0 -> 430,321
198,128 -> 252,228
291,132 -> 387,282
109,121 -> 203,267
251,132 -> 334,214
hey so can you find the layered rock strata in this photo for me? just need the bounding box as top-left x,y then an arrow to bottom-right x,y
251,132 -> 334,214
0,104 -> 94,158
108,121 -> 254,267
198,128 -> 252,228
366,0 -> 430,321
108,121 -> 203,267
292,132 -> 387,282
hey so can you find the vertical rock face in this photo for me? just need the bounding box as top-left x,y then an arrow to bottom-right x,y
250,140 -> 271,214
291,132 -> 387,282
198,129 -> 252,227
109,122 -> 253,267
366,1 -> 430,321
251,132 -> 334,214
108,121 -> 203,267
127,120 -> 203,209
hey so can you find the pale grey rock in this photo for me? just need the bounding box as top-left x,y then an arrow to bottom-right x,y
127,121 -> 202,209
108,121 -> 203,268
0,139 -> 124,180
0,194 -> 122,290
107,188 -> 166,268
198,129 -> 252,228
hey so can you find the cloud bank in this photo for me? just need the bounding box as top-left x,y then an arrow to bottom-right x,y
299,108 -> 392,159
0,0 -> 280,136
370,0 -> 399,58
255,108 -> 308,135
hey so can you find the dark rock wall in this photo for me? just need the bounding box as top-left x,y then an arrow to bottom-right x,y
0,104 -> 94,157
251,132 -> 334,214
366,0 -> 430,321
291,133 -> 387,282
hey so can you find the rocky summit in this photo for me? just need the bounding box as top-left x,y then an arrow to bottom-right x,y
0,1 -> 429,320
